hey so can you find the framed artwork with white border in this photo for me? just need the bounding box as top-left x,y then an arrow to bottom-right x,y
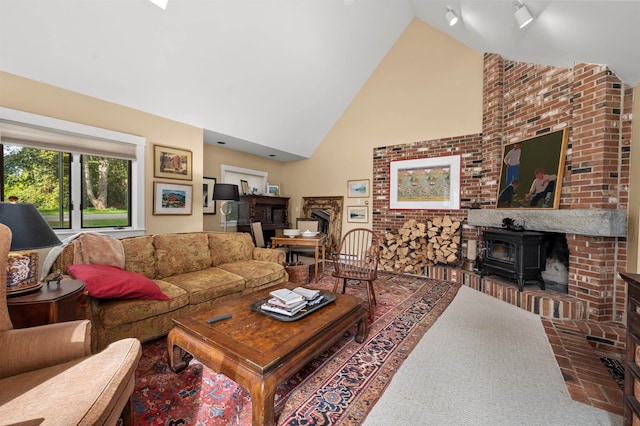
267,184 -> 280,197
153,182 -> 193,215
347,179 -> 370,198
347,206 -> 368,223
389,155 -> 461,210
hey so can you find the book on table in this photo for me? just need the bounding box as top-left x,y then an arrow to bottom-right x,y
292,287 -> 320,301
269,288 -> 305,306
267,297 -> 306,311
261,300 -> 307,316
263,287 -> 326,316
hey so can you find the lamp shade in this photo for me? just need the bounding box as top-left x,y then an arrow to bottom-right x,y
212,183 -> 240,201
0,202 -> 61,250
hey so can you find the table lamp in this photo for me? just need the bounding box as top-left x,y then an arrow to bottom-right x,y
0,202 -> 62,295
213,183 -> 240,233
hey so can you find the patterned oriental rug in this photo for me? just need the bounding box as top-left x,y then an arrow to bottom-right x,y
133,268 -> 460,425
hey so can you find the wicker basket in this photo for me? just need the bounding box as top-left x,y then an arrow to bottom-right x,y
284,262 -> 309,284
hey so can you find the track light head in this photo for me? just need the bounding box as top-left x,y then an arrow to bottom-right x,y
514,2 -> 533,28
445,7 -> 458,26
149,0 -> 168,10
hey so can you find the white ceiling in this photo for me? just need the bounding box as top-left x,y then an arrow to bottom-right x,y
1,1 -> 639,162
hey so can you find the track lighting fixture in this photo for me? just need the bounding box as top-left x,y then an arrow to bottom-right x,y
514,1 -> 533,28
445,7 -> 458,27
149,0 -> 168,10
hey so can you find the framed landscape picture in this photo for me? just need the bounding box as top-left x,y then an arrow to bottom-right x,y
154,144 -> 192,181
496,129 -> 568,209
267,184 -> 280,197
203,177 -> 216,214
347,179 -> 370,197
347,206 -> 368,223
389,155 -> 461,210
153,182 -> 193,215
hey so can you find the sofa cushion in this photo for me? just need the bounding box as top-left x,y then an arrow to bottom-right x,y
162,267 -> 245,305
208,232 -> 254,266
217,260 -> 286,289
154,233 -> 212,279
66,264 -> 168,300
121,235 -> 156,279
97,280 -> 188,326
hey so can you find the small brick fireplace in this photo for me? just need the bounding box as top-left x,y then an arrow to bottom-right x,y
371,53 -> 632,324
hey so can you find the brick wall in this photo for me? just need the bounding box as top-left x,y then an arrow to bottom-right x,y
372,53 -> 633,323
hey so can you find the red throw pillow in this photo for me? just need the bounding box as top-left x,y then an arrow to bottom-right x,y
66,264 -> 169,300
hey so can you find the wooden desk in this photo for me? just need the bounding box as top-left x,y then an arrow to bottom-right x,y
271,234 -> 326,283
7,280 -> 86,328
167,283 -> 367,426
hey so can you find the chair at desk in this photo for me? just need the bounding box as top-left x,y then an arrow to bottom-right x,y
250,221 -> 288,257
250,221 -> 267,248
331,228 -> 380,320
290,218 -> 321,262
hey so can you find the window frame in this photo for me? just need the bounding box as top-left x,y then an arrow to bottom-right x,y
0,107 -> 145,239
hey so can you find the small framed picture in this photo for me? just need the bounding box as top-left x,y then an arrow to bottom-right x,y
347,179 -> 370,198
267,184 -> 280,197
203,177 -> 216,214
154,144 -> 193,181
153,182 -> 193,215
241,179 -> 250,195
347,206 -> 368,223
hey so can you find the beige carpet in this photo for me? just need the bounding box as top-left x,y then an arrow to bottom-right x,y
364,285 -> 623,426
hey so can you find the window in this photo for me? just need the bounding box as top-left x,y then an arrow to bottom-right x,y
0,107 -> 145,238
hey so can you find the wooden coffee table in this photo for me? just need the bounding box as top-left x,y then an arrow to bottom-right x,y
167,284 -> 368,426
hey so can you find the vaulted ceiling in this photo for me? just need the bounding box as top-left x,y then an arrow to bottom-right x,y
1,1 -> 639,161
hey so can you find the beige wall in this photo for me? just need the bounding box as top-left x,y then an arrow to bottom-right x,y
0,71 -> 203,235
280,19 -> 484,234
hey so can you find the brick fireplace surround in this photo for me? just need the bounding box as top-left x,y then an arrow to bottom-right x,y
372,53 -> 633,330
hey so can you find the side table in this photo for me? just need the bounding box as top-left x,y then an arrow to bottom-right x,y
7,279 -> 87,328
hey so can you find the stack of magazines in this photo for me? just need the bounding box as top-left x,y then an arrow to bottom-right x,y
261,287 -> 324,316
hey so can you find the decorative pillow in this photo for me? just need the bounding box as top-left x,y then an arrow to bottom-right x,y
66,264 -> 169,300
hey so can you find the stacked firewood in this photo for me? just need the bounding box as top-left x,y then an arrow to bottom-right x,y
379,216 -> 461,274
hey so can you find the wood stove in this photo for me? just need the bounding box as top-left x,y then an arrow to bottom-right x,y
481,229 -> 546,291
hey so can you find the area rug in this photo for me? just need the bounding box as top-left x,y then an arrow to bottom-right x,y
133,268 -> 460,425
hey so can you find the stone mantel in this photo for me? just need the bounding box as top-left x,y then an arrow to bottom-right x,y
466,209 -> 627,238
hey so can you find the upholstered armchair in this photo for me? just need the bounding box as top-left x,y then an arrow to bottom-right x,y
0,223 -> 142,425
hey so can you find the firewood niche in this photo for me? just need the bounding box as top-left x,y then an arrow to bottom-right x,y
379,216 -> 461,275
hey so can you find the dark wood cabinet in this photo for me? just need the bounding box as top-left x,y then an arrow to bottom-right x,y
620,272 -> 640,426
237,195 -> 289,243
7,280 -> 86,328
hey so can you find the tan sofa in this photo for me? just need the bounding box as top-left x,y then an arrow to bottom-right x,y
51,231 -> 287,351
